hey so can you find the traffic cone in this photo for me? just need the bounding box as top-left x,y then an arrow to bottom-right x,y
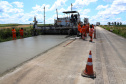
81,51 -> 96,78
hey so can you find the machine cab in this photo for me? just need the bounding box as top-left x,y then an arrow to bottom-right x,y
54,11 -> 81,27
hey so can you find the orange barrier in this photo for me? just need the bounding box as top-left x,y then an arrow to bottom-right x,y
81,51 -> 96,78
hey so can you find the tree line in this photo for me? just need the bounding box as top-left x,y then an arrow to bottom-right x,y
107,22 -> 122,26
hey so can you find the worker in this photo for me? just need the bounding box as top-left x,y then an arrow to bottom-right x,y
89,25 -> 94,42
19,28 -> 24,39
94,28 -> 96,39
87,23 -> 89,33
92,24 -> 94,29
12,28 -> 16,40
78,23 -> 82,37
82,24 -> 87,40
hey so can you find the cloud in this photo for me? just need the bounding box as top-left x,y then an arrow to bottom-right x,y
89,13 -> 114,24
50,0 -> 67,11
72,0 -> 97,9
28,17 -> 33,21
0,1 -> 24,13
12,2 -> 24,8
0,1 -> 12,13
103,0 -> 113,2
32,0 -> 67,13
83,9 -> 90,14
32,4 -> 50,13
98,0 -> 126,15
0,13 -> 10,19
0,8 -> 4,12
58,8 -> 66,13
96,5 -> 109,10
90,0 -> 126,24
114,18 -> 121,21
8,8 -> 24,13
75,9 -> 90,21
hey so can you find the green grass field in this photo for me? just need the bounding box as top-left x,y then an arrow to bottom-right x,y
0,24 -> 41,42
0,24 -> 54,42
0,24 -> 22,27
0,27 -> 33,42
100,25 -> 126,38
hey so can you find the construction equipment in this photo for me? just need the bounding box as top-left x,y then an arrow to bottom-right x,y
32,4 -> 84,35
32,16 -> 42,36
96,22 -> 100,26
84,18 -> 89,24
34,10 -> 82,35
54,11 -> 81,27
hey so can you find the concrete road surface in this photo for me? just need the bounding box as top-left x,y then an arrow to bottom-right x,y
0,26 -> 126,84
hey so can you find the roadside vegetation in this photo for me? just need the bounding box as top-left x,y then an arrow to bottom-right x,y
0,24 -> 43,42
0,24 -> 21,27
100,25 -> 126,38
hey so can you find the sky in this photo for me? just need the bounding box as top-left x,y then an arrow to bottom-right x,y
0,0 -> 126,25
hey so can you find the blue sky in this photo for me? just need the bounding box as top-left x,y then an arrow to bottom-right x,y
0,0 -> 126,25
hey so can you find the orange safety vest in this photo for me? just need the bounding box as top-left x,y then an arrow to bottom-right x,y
82,25 -> 86,33
86,24 -> 89,33
89,28 -> 94,36
19,29 -> 23,35
92,25 -> 94,29
78,25 -> 81,32
12,29 -> 16,34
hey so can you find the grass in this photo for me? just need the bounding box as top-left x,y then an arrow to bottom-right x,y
0,26 -> 42,42
0,24 -> 54,42
100,25 -> 126,38
0,24 -> 22,27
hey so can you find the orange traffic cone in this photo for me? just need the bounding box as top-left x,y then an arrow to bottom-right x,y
81,51 -> 96,78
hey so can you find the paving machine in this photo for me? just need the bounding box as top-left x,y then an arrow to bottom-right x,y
96,22 -> 100,26
54,11 -> 81,27
33,10 -> 82,35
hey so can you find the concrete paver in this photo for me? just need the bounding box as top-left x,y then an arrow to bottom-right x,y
0,26 -> 126,84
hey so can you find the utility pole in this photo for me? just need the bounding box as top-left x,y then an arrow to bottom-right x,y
44,6 -> 45,27
56,9 -> 58,19
71,3 -> 72,11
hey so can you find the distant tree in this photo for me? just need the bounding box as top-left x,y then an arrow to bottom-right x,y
120,22 -> 122,25
108,22 -> 110,26
114,22 -> 116,25
117,22 -> 119,25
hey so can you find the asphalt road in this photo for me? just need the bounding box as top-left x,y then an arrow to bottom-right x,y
0,26 -> 126,84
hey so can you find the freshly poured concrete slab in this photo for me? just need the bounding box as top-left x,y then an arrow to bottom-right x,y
0,35 -> 69,75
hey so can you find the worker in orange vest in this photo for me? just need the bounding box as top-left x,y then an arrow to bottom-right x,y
89,25 -> 94,42
12,28 -> 16,40
92,24 -> 94,29
86,23 -> 90,33
82,24 -> 86,40
19,28 -> 24,39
